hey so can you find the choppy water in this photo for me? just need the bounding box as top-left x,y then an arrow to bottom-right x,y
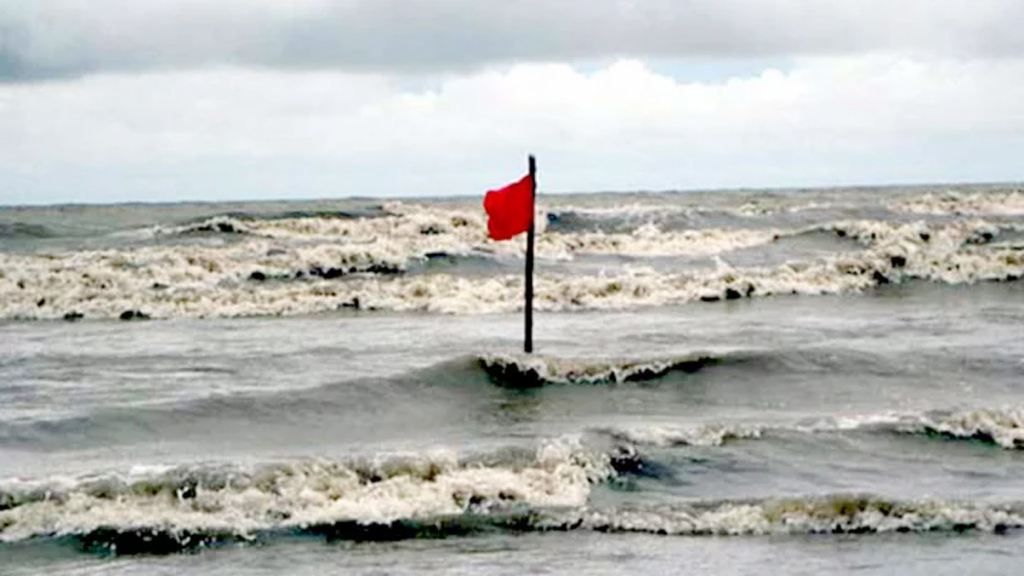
1,185 -> 1024,575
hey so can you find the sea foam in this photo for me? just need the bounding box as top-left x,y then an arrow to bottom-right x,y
1,198 -> 1022,320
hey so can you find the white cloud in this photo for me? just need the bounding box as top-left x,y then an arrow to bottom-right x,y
3,55 -> 1024,203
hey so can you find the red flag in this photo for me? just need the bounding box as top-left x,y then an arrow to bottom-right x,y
483,174 -> 534,241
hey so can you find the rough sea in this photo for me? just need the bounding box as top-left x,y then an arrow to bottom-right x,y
1,185 -> 1023,575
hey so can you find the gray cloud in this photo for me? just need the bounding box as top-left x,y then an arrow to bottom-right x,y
3,0 -> 1024,81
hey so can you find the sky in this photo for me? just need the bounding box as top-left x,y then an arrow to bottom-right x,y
2,0 -> 1024,205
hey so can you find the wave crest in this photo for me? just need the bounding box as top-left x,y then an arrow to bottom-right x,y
596,406 -> 1024,450
2,214 -> 1022,320
478,354 -> 721,387
897,408 -> 1024,449
793,407 -> 1024,450
596,424 -> 763,447
6,491 -> 1022,554
890,189 -> 1024,216
0,438 -> 610,547
583,495 -> 1024,536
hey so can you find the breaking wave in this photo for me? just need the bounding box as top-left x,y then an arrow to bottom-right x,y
160,216 -> 255,237
477,353 -> 723,387
594,423 -> 765,448
0,438 -> 610,549
5,405 -> 1024,554
3,446 -> 1021,556
890,189 -> 1024,216
892,407 -> 1024,449
598,407 -> 1024,450
579,496 -> 1024,536
0,436 -> 614,549
1,197 -> 1023,320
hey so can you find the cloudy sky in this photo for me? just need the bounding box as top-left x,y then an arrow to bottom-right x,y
2,0 -> 1024,205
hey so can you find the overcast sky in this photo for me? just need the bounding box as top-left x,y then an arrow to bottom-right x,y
2,0 -> 1024,204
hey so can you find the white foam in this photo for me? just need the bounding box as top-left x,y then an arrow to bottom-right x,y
156,205 -> 780,261
580,497 -> 1024,535
792,411 -> 912,433
594,410 -> 915,449
891,190 -> 1024,216
545,202 -> 694,220
599,424 -> 763,447
0,437 -> 610,543
608,407 -> 1024,451
733,200 -> 844,217
154,216 -> 256,237
897,407 -> 1024,449
478,353 -> 717,386
1,215 -> 1021,320
537,224 -> 780,259
5,415 -> 1024,544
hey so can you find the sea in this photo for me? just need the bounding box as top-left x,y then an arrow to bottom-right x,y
1,184 -> 1023,575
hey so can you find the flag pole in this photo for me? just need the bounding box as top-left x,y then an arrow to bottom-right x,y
524,155 -> 536,354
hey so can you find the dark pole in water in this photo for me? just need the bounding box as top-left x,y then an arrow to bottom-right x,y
525,155 -> 536,354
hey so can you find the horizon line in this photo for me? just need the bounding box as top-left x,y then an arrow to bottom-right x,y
1,179 -> 1020,210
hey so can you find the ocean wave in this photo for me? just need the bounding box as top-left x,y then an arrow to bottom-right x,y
600,407 -> 1024,451
0,437 -> 611,549
594,423 -> 764,448
0,352 -> 730,448
1,216 -> 1021,320
784,407 -> 1024,450
159,205 -> 781,260
579,495 -> 1024,536
545,196 -> 848,228
732,199 -> 846,217
34,495 -> 1024,552
538,224 -> 782,260
160,202 -> 506,245
0,222 -> 56,240
0,348 -> 904,450
478,353 -> 722,387
4,408 -> 1024,554
5,467 -> 1022,555
158,216 -> 255,237
147,206 -> 390,236
894,408 -> 1024,449
890,189 -> 1024,216
543,203 -> 700,234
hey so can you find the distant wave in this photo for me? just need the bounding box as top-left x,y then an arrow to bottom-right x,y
232,207 -> 390,222
1,201 -> 1023,320
543,196 -> 856,233
544,204 -> 702,234
890,189 -> 1024,216
152,206 -> 390,238
0,222 -> 56,240
160,216 -> 255,236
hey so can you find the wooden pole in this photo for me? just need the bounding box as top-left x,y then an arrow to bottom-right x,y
524,155 -> 536,354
